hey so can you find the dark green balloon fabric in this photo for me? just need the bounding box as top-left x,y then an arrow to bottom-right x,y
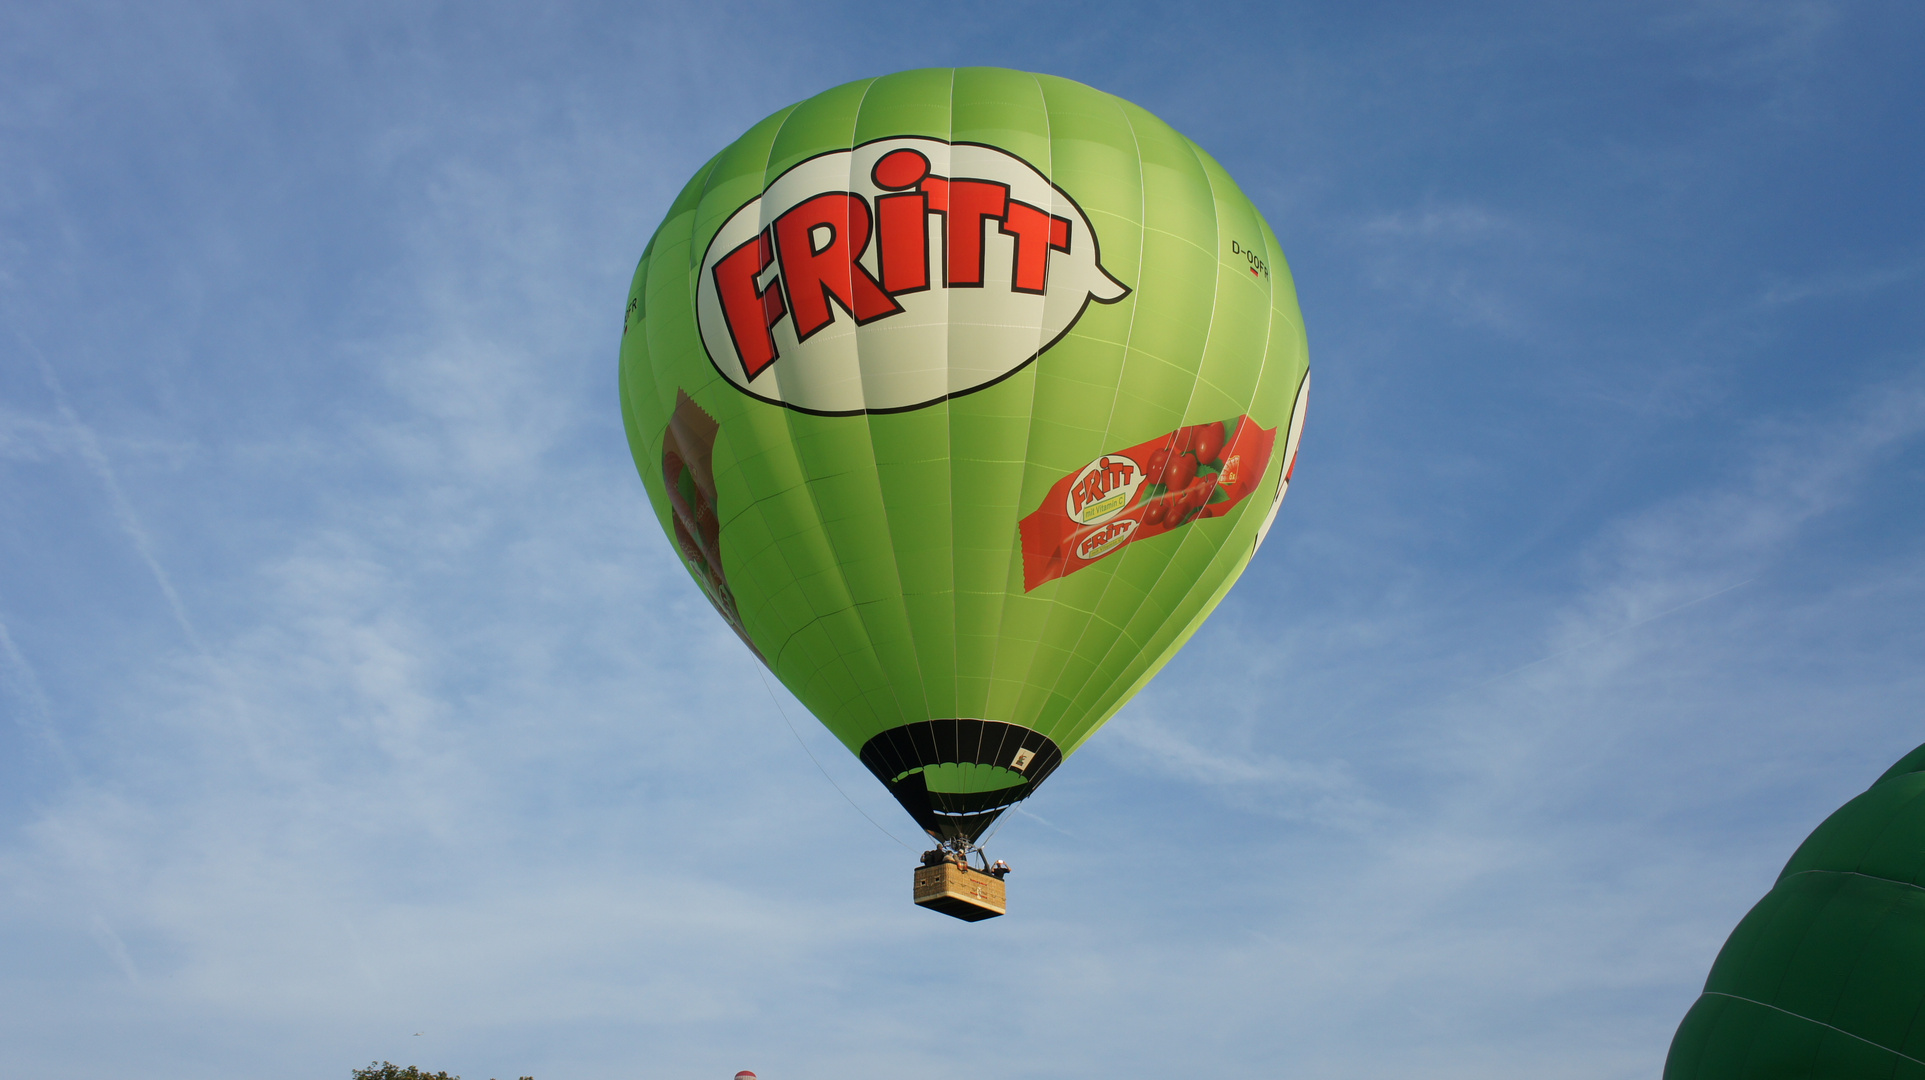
1665,742 -> 1925,1079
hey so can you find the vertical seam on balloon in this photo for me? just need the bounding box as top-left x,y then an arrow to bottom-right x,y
1814,871 -> 1910,1040
1247,216 -> 1304,556
645,151 -> 725,424
1703,875 -> 1779,1038
1751,873 -> 1830,1023
656,150 -> 733,432
1240,215 -> 1287,551
1843,787 -> 1925,882
1891,931 -> 1925,1068
765,88 -> 900,738
1059,518 -> 1248,755
814,81 -> 917,734
1873,858 -> 1925,1064
750,114 -> 839,683
845,73 -> 934,730
998,84 -> 1152,748
980,68 -> 1059,742
1765,870 -> 1888,1064
1048,111 -> 1228,751
941,65 -> 968,729
1671,994 -> 1714,1078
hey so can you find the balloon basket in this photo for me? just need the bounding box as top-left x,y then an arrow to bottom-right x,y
913,861 -> 1007,921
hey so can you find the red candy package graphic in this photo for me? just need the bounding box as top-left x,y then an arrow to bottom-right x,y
1018,416 -> 1277,590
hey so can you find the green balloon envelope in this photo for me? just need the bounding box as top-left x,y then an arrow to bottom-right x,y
619,67 -> 1309,843
1665,743 -> 1925,1078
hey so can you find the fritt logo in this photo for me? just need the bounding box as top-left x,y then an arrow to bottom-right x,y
696,137 -> 1130,415
1066,454 -> 1143,525
1018,416 -> 1278,590
1075,517 -> 1139,561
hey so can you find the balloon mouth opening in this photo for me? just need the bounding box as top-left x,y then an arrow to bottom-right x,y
891,762 -> 1031,793
860,719 -> 1063,843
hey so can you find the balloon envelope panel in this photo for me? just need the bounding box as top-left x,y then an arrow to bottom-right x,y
619,68 -> 1309,841
1664,744 -> 1925,1078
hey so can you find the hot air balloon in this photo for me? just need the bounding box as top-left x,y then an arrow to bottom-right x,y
618,67 -> 1309,919
1665,741 -> 1925,1076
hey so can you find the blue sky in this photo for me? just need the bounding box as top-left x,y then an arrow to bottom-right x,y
2,2 -> 1922,1077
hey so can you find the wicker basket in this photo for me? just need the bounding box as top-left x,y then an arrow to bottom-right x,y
913,862 -> 1007,921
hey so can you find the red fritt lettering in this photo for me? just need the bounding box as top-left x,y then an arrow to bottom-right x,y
1077,519 -> 1133,559
873,150 -> 932,294
875,193 -> 929,294
1000,200 -> 1073,294
942,179 -> 1009,287
714,147 -> 1083,380
1070,456 -> 1136,516
774,193 -> 902,342
871,148 -> 929,191
712,228 -> 786,380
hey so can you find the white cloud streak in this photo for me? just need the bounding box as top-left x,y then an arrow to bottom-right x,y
0,609 -> 75,775
16,332 -> 211,659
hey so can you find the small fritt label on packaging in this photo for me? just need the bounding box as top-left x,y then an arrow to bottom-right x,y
1018,416 -> 1276,590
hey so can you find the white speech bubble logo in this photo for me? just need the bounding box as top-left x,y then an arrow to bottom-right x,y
697,137 -> 1131,416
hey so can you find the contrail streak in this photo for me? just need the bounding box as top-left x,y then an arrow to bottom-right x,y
20,335 -> 209,657
9,326 -> 266,767
0,610 -> 78,777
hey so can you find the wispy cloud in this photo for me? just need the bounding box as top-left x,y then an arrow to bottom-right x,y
0,611 -> 74,774
1099,711 -> 1387,829
1654,0 -> 1840,89
1355,202 -> 1535,334
1571,369 -> 1925,626
1759,261 -> 1921,306
15,332 -> 209,658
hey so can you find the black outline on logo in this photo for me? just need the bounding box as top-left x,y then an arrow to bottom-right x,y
696,136 -> 1133,418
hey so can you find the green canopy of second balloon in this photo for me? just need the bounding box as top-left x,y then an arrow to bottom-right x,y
1665,742 -> 1925,1078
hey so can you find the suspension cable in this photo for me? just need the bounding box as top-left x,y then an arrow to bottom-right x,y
753,665 -> 912,849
